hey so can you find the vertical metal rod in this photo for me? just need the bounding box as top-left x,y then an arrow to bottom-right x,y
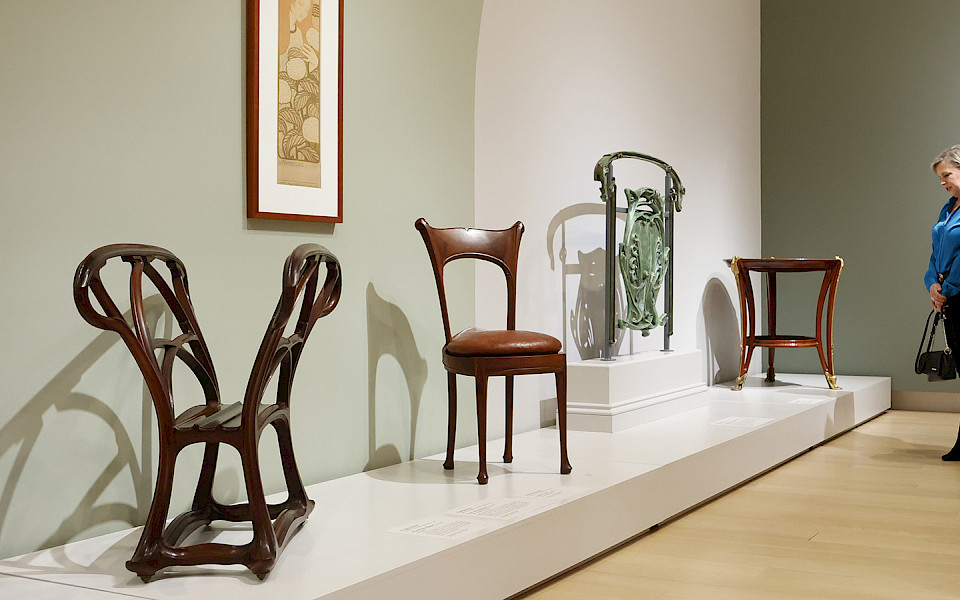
663,172 -> 674,352
603,170 -> 617,361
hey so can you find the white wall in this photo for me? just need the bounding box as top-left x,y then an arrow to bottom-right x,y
475,0 -> 762,433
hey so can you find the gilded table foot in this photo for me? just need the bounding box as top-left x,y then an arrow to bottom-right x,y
825,372 -> 841,390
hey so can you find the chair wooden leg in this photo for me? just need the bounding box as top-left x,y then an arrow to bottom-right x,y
444,372 -> 457,470
240,435 -> 278,580
556,369 -> 572,475
475,375 -> 489,485
126,443 -> 178,581
271,419 -> 314,551
273,419 -> 313,510
191,442 -> 219,514
766,348 -> 776,382
504,375 -> 514,463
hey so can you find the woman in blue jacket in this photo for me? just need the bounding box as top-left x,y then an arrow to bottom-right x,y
927,145 -> 960,459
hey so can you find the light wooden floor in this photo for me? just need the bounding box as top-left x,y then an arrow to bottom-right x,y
518,410 -> 960,600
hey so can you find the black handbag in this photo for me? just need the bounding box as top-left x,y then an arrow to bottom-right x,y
915,309 -> 957,381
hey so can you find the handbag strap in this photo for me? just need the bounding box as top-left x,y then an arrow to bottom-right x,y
917,310 -> 939,371
931,311 -> 942,352
943,311 -> 953,354
936,274 -> 952,354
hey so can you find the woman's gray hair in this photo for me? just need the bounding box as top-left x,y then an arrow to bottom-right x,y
933,145 -> 960,171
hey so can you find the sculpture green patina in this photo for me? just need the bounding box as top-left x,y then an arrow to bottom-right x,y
593,151 -> 685,356
618,187 -> 667,335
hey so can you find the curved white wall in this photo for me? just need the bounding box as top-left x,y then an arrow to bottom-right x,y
475,0 -> 762,433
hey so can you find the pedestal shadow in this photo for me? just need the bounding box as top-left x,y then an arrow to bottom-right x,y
701,276 -> 741,384
547,203 -> 626,360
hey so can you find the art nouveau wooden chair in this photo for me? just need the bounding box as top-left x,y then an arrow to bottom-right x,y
415,218 -> 572,484
73,243 -> 341,581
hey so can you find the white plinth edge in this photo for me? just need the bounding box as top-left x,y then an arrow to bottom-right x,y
567,349 -> 708,432
0,374 -> 891,600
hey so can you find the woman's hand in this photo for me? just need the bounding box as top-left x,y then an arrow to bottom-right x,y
931,282 -> 947,312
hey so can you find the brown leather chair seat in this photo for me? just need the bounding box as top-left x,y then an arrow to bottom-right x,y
446,328 -> 562,357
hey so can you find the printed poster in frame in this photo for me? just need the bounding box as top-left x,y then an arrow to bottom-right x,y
246,0 -> 343,222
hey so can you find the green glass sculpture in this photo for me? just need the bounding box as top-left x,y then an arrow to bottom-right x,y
618,187 -> 667,335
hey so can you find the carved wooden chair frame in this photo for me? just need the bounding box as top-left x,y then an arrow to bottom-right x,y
73,243 -> 341,580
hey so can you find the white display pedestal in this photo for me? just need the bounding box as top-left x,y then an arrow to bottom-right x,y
0,374 -> 891,600
567,349 -> 707,432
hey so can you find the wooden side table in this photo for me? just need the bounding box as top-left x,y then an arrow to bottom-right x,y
729,257 -> 843,390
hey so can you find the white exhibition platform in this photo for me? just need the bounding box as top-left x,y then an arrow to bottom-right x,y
0,373 -> 890,600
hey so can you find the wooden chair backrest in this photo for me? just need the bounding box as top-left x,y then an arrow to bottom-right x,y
415,218 -> 523,342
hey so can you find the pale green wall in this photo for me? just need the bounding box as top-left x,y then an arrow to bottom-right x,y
761,0 -> 958,391
0,0 -> 482,558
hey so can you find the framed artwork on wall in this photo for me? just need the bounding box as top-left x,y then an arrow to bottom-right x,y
246,0 -> 343,222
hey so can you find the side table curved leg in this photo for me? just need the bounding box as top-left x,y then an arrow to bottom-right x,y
824,261 -> 842,390
735,339 -> 747,390
816,260 -> 842,390
734,343 -> 755,391
825,372 -> 840,389
814,340 -> 842,390
731,256 -> 750,391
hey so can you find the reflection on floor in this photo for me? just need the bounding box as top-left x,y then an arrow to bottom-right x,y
0,374 -> 889,600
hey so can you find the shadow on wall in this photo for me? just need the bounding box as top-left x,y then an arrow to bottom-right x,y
547,203 -> 625,360
365,283 -> 429,471
701,276 -> 740,384
0,297 -> 169,558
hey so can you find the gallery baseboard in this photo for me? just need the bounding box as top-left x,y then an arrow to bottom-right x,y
892,390 -> 960,412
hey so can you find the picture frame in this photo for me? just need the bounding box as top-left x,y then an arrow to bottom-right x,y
246,0 -> 343,222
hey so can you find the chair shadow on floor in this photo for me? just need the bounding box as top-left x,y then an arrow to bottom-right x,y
363,458 -> 511,485
0,296 -> 166,579
364,283 -> 429,472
